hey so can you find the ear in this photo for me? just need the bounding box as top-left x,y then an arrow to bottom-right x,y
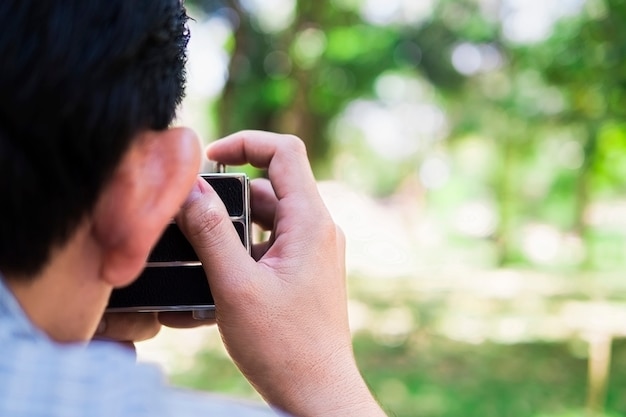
92,127 -> 202,288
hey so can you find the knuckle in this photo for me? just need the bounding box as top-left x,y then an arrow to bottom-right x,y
103,313 -> 160,342
317,216 -> 340,242
282,134 -> 307,156
143,321 -> 161,340
184,204 -> 227,248
133,314 -> 161,342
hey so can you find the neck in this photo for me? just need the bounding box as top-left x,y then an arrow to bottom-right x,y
4,223 -> 110,343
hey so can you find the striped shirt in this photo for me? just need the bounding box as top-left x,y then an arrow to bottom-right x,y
0,276 -> 281,417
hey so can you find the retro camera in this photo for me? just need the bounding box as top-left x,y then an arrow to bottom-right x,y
106,166 -> 251,318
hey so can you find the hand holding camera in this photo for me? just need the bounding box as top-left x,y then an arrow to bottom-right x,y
175,131 -> 385,417
105,130 -> 385,416
107,170 -> 251,318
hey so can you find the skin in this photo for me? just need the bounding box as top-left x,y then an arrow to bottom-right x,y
5,129 -> 386,417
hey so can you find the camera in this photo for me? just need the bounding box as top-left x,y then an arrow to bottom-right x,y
106,168 -> 251,319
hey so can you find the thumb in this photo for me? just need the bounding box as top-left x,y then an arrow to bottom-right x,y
175,178 -> 253,291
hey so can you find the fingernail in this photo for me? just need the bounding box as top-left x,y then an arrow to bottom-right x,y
183,179 -> 204,207
96,318 -> 107,335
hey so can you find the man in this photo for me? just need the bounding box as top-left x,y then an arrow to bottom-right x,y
0,1 -> 386,416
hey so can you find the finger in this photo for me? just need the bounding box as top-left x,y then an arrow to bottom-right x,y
250,178 -> 277,231
207,131 -> 319,201
176,177 -> 256,294
158,311 -> 217,328
208,131 -> 333,254
95,312 -> 161,342
117,342 -> 137,355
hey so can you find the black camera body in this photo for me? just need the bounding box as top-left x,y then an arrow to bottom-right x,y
106,171 -> 251,318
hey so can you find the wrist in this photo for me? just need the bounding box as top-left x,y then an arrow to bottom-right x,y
265,351 -> 386,417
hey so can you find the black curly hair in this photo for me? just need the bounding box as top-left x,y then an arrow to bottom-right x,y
0,0 -> 190,278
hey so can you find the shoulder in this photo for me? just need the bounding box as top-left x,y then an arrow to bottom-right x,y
0,339 -> 165,416
0,339 -> 285,417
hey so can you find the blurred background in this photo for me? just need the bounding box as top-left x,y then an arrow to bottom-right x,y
136,0 -> 626,416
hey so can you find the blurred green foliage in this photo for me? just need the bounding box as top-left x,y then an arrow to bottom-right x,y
174,0 -> 626,415
186,0 -> 626,270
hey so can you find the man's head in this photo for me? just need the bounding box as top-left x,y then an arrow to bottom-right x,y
0,0 -> 193,279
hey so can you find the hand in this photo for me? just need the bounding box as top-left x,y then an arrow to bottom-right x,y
94,312 -> 216,352
93,312 -> 161,352
176,131 -> 386,417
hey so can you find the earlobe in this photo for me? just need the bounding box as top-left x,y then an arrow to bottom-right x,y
91,127 -> 202,288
